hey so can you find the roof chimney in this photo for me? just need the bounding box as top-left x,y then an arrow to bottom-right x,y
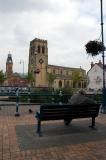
98,60 -> 102,64
91,62 -> 94,68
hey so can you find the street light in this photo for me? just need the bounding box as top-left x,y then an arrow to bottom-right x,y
20,60 -> 24,76
100,0 -> 106,113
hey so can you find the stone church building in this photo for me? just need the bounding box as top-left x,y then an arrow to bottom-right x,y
28,38 -> 87,89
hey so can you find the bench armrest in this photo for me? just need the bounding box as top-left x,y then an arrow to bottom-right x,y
35,111 -> 40,119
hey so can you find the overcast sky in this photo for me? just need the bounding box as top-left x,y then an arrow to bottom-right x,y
0,0 -> 106,74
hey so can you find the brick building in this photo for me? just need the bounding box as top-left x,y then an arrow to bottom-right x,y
4,54 -> 28,87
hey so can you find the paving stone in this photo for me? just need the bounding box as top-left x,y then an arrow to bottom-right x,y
0,105 -> 106,160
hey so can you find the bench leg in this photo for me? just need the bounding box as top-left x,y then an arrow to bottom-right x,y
64,119 -> 72,125
89,117 -> 96,129
36,120 -> 42,136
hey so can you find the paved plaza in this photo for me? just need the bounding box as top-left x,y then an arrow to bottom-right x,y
0,104 -> 106,160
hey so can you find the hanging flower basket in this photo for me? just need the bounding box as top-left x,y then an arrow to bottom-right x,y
85,40 -> 105,56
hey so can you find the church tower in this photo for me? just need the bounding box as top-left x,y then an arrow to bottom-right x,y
28,38 -> 48,87
6,53 -> 13,78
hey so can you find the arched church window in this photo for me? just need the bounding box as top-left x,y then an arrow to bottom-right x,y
59,80 -> 62,88
38,45 -> 40,53
84,81 -> 86,88
31,46 -> 35,55
73,82 -> 76,88
53,69 -> 55,74
78,81 -> 81,88
60,69 -> 62,75
42,46 -> 45,54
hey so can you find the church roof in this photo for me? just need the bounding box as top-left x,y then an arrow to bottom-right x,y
48,64 -> 85,71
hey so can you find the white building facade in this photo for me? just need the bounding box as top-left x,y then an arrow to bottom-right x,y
87,60 -> 106,91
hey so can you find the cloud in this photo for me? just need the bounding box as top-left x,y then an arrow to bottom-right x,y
0,0 -> 52,13
0,0 -> 105,74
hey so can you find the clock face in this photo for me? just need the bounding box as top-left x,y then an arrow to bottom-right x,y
9,60 -> 12,63
39,58 -> 44,64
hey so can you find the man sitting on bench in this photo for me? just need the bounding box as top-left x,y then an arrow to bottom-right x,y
68,89 -> 96,105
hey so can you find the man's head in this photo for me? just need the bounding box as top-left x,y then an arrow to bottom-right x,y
79,89 -> 86,95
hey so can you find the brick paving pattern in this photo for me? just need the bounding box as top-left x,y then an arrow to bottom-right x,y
0,104 -> 106,160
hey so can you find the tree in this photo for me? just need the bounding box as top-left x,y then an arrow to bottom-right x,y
71,70 -> 82,89
47,72 -> 56,88
26,72 -> 35,86
0,70 -> 5,85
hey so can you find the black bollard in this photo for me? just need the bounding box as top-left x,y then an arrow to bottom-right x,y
15,88 -> 20,116
28,87 -> 33,113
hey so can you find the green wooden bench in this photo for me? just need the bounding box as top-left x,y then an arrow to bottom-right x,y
35,103 -> 100,136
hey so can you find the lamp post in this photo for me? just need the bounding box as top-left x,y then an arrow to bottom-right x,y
20,60 -> 24,76
100,0 -> 106,113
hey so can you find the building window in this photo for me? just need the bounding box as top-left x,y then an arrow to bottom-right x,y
78,82 -> 81,88
31,46 -> 35,55
60,69 -> 62,75
73,82 -> 76,88
84,81 -> 86,88
38,45 -> 40,53
59,80 -> 62,88
53,69 -> 55,74
42,46 -> 45,54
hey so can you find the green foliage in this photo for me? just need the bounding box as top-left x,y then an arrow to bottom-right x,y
26,72 -> 35,85
52,87 -> 73,103
30,88 -> 52,103
0,70 -> 5,85
59,87 -> 73,94
21,95 -> 28,102
47,72 -> 56,88
87,93 -> 102,103
71,70 -> 82,88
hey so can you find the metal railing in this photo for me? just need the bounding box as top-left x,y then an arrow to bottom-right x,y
0,87 -> 102,116
0,88 -> 72,116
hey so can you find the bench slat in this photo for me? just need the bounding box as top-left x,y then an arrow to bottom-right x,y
35,103 -> 100,136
